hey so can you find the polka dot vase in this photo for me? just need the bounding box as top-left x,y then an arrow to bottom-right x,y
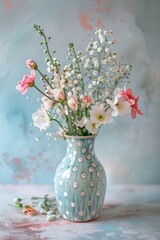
54,135 -> 106,222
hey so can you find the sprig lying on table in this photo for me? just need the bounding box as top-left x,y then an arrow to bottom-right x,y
9,195 -> 59,221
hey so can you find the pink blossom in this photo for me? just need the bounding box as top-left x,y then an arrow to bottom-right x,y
16,70 -> 35,95
82,96 -> 93,108
52,88 -> 65,101
121,88 -> 143,119
41,96 -> 54,110
26,59 -> 37,69
68,97 -> 78,111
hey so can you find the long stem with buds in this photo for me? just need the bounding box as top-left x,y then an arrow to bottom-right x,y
36,68 -> 53,89
33,85 -> 53,100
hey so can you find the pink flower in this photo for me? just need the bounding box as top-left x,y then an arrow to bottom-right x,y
41,96 -> 54,110
16,70 -> 35,95
26,59 -> 37,69
82,96 -> 93,108
121,88 -> 143,119
68,97 -> 78,111
52,88 -> 65,101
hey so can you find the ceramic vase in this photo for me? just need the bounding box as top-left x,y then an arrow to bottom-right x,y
54,135 -> 106,222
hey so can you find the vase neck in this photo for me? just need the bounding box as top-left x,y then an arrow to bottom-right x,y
66,136 -> 95,154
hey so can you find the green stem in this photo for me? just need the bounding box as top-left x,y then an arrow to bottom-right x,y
72,47 -> 84,92
33,85 -> 53,100
36,68 -> 53,89
51,118 -> 67,134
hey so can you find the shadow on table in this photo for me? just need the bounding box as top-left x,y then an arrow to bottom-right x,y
96,203 -> 160,222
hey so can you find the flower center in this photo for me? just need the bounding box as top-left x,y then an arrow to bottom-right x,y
98,115 -> 103,120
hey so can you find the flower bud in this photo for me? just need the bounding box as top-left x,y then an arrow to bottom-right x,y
26,59 -> 38,70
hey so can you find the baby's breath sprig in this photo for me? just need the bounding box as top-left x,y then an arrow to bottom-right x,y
34,24 -> 60,72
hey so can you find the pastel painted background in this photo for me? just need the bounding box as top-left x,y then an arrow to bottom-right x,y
0,0 -> 159,184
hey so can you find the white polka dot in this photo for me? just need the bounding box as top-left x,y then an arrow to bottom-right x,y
92,150 -> 95,155
79,211 -> 84,216
88,139 -> 91,143
69,153 -> 73,158
74,217 -> 78,221
81,172 -> 87,179
71,139 -> 75,143
89,143 -> 92,149
78,157 -> 84,163
90,181 -> 95,187
59,200 -> 62,206
64,192 -> 68,197
82,148 -> 86,153
63,214 -> 67,219
71,202 -> 76,208
88,200 -> 92,206
59,180 -> 63,186
96,191 -> 100,196
102,178 -> 105,184
77,141 -> 82,146
80,191 -> 86,197
91,211 -> 96,216
66,211 -> 70,215
73,150 -> 77,156
92,162 -> 96,168
57,172 -> 60,177
97,172 -> 100,178
73,181 -> 78,188
69,143 -> 73,148
88,167 -> 94,173
72,166 -> 78,172
55,189 -> 57,194
87,154 -> 91,160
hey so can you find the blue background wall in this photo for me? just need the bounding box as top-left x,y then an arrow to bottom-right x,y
0,0 -> 160,184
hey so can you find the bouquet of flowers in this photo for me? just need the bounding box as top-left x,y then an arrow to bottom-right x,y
16,25 -> 143,137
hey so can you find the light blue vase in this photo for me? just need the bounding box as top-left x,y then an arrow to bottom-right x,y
54,135 -> 106,222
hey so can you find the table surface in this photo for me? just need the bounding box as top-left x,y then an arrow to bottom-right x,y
0,184 -> 160,240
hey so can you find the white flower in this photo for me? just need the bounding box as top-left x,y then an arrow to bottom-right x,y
41,96 -> 54,110
32,108 -> 51,131
85,120 -> 100,134
90,104 -> 113,124
107,88 -> 131,117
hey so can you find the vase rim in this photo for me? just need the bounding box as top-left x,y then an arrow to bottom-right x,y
64,135 -> 97,139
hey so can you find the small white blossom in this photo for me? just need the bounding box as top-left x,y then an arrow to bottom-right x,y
77,74 -> 82,79
74,80 -> 78,85
93,70 -> 98,76
105,48 -> 110,53
126,65 -> 131,71
32,108 -> 51,131
89,50 -> 94,55
97,47 -> 102,53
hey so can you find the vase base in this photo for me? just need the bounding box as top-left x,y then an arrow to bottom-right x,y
61,215 -> 100,223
